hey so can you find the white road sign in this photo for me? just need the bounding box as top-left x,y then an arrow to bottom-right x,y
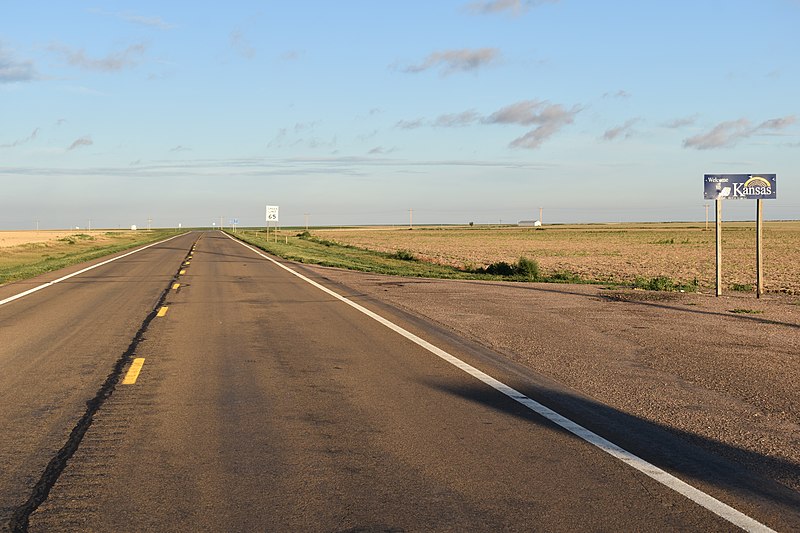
266,205 -> 279,222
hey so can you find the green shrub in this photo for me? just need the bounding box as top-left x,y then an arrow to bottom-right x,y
392,250 -> 416,261
515,256 -> 540,280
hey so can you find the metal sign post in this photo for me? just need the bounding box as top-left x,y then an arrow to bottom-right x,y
715,199 -> 722,296
266,206 -> 279,243
704,174 -> 776,297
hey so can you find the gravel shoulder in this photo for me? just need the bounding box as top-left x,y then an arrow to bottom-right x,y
304,264 -> 800,492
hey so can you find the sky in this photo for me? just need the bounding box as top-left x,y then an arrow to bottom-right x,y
2,0 -> 799,229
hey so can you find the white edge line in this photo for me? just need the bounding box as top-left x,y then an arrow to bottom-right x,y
0,233 -> 188,308
226,232 -> 776,533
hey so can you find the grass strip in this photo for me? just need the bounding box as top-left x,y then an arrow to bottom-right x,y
230,229 -> 603,286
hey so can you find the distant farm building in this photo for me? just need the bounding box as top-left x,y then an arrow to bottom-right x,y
518,220 -> 542,227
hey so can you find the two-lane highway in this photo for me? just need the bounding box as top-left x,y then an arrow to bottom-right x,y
2,231 -> 796,531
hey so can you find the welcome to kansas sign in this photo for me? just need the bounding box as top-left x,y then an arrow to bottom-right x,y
704,174 -> 777,200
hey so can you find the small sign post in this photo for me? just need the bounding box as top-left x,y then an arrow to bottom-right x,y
704,174 -> 776,297
266,205 -> 279,242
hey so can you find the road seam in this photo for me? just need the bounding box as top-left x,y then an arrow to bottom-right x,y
226,231 -> 775,533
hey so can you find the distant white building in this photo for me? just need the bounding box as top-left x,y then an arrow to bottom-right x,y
518,220 -> 542,227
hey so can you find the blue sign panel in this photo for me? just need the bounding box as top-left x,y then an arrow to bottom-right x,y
704,174 -> 776,200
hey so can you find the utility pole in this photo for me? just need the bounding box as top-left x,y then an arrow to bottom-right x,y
539,207 -> 543,225
409,208 -> 413,229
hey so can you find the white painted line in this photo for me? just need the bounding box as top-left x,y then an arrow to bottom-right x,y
0,233 -> 187,308
225,232 -> 775,533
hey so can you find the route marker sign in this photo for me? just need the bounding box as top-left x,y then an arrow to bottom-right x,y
703,174 -> 776,298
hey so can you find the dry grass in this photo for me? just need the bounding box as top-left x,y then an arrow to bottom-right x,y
311,222 -> 800,293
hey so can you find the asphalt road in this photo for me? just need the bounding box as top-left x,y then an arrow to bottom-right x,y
0,231 -> 797,532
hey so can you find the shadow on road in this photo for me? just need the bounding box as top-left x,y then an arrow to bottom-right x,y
421,376 -> 800,527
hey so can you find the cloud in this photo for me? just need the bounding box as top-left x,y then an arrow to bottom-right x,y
662,115 -> 697,129
1,128 -> 40,148
48,43 -> 147,71
484,100 -> 581,149
683,115 -> 796,149
230,29 -> 256,59
395,99 -> 580,149
433,110 -> 479,127
368,146 -> 396,155
120,13 -> 174,30
280,50 -> 305,61
402,48 -> 500,75
90,9 -> 175,29
603,90 -> 630,99
602,118 -> 639,141
395,118 -> 425,130
466,0 -> 558,16
0,45 -> 39,83
169,145 -> 191,153
68,136 -> 93,151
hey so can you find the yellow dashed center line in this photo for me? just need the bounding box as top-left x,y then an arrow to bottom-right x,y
157,306 -> 169,317
122,358 -> 145,385
179,269 -> 186,275
172,283 -> 180,290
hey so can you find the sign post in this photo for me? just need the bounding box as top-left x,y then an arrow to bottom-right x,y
704,174 -> 776,297
266,205 -> 279,243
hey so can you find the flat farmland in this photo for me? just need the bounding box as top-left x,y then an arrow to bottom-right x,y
313,222 -> 800,294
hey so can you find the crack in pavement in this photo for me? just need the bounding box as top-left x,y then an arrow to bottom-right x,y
8,238 -> 199,532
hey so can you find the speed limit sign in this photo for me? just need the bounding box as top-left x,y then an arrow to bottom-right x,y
266,205 -> 279,222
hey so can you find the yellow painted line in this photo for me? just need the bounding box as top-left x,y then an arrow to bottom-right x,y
172,283 -> 180,290
179,269 -> 186,275
122,358 -> 145,385
184,261 -> 191,265
157,306 -> 169,317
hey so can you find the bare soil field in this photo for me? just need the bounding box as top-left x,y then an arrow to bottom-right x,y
313,222 -> 800,294
0,230 -> 107,248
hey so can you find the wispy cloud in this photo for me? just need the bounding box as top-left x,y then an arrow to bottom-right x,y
465,0 -> 558,16
90,9 -> 174,29
401,48 -> 501,75
68,135 -> 93,151
602,90 -> 631,99
397,99 -> 580,149
368,146 -> 396,155
395,118 -> 425,130
230,29 -> 256,59
121,13 -> 174,29
662,115 -> 698,129
49,43 -> 147,72
1,128 -> 40,148
433,110 -> 479,127
483,100 -> 581,149
280,49 -> 305,61
602,118 -> 639,141
683,115 -> 796,149
0,44 -> 39,83
169,145 -> 191,153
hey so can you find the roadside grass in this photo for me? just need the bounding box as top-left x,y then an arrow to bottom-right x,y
0,230 -> 181,286
230,229 -> 696,291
